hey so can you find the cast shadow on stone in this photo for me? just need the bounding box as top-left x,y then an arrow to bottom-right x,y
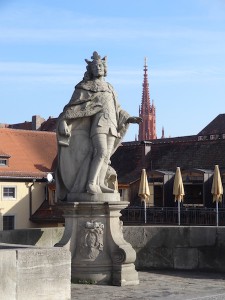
0,194 -> 44,246
123,226 -> 225,274
145,269 -> 225,281
0,228 -> 44,246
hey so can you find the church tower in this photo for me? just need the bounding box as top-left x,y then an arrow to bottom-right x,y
138,58 -> 156,141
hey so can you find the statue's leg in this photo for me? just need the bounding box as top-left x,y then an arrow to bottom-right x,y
86,134 -> 107,194
99,135 -> 116,193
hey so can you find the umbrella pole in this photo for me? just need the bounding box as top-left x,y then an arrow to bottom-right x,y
144,200 -> 147,224
216,201 -> 219,227
178,201 -> 180,226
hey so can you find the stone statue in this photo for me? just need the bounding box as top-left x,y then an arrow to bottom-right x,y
56,51 -> 141,201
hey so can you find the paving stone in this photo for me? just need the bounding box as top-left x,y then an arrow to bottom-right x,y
71,270 -> 225,300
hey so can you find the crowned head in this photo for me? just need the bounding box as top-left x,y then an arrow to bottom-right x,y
84,51 -> 107,80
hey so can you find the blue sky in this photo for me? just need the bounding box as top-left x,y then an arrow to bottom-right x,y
0,0 -> 225,141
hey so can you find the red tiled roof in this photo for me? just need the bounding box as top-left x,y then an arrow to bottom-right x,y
148,138 -> 225,171
198,114 -> 225,136
39,117 -> 57,132
112,137 -> 225,184
0,128 -> 57,179
9,122 -> 33,130
111,142 -> 144,184
0,150 -> 10,157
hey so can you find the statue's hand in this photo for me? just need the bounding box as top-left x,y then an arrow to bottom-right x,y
126,116 -> 143,124
58,120 -> 71,137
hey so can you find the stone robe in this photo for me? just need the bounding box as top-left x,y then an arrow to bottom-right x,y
56,78 -> 130,201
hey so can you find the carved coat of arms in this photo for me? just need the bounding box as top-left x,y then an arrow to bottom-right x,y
79,220 -> 104,259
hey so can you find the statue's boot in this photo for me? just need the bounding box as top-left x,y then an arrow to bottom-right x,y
86,156 -> 103,194
99,163 -> 115,193
87,182 -> 102,194
100,185 -> 115,193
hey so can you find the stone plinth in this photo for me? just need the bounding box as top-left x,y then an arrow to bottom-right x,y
55,195 -> 139,286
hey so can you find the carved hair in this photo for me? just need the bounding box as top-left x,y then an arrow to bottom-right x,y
83,51 -> 107,80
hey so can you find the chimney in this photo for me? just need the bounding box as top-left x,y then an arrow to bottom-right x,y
32,115 -> 45,130
141,141 -> 152,168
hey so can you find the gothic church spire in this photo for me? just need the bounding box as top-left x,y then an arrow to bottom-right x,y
138,58 -> 157,141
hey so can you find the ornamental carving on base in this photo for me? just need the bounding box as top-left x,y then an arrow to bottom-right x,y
79,220 -> 104,259
112,249 -> 126,264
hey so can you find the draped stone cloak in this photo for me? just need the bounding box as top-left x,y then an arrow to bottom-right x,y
56,79 -> 130,201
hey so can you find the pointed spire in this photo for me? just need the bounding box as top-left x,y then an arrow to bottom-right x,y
141,57 -> 151,115
138,58 -> 157,141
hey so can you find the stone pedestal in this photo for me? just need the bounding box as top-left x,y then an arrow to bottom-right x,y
55,194 -> 139,286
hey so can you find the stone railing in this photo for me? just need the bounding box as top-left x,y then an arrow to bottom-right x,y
0,226 -> 225,272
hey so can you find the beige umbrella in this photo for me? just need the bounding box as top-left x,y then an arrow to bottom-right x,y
211,165 -> 223,227
173,167 -> 185,225
138,169 -> 150,223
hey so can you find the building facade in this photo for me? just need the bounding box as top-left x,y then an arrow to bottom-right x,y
1,113 -> 225,227
0,129 -> 62,230
112,114 -> 225,210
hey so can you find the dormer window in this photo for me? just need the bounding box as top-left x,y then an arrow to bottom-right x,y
0,153 -> 10,167
210,135 -> 219,140
0,159 -> 7,166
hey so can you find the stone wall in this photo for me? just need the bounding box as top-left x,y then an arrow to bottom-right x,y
123,226 -> 225,272
0,244 -> 71,300
0,226 -> 225,272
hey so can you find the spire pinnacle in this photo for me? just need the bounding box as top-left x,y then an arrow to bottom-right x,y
144,57 -> 147,67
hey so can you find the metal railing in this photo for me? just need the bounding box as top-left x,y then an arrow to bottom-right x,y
120,207 -> 225,226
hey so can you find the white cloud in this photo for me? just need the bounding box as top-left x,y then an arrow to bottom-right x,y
0,61 -> 224,87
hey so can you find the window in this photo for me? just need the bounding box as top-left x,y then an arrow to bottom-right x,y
183,185 -> 203,206
2,186 -> 16,199
0,155 -> 9,166
3,216 -> 15,230
0,159 -> 7,166
210,135 -> 219,140
198,135 -> 208,141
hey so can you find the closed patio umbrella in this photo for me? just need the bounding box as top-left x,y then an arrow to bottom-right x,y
211,165 -> 223,227
173,167 -> 185,225
138,169 -> 150,224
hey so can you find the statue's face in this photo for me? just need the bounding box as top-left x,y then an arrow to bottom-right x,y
91,61 -> 105,78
